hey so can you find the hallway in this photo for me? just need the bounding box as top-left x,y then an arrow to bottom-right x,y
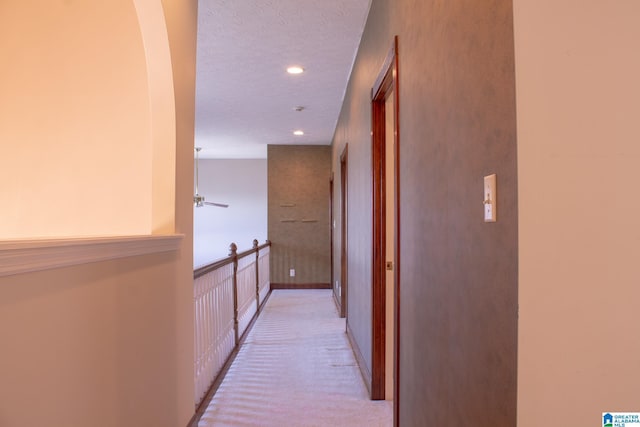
197,290 -> 392,427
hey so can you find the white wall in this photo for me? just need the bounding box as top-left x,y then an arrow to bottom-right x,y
194,159 -> 267,267
0,0 -> 197,425
514,1 -> 640,425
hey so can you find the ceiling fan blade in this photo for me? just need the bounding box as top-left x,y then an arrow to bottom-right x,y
204,201 -> 229,208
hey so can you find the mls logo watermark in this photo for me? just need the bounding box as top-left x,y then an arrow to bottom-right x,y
603,413 -> 640,427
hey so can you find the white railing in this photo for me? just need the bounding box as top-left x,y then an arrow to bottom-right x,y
194,262 -> 235,405
258,245 -> 270,305
193,239 -> 271,407
236,253 -> 257,337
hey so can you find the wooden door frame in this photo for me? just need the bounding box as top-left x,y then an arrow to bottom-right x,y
330,174 -> 337,311
370,36 -> 400,420
339,145 -> 348,318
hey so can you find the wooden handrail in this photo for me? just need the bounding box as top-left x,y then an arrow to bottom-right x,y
194,240 -> 271,278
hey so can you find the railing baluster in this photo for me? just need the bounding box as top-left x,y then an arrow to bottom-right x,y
230,243 -> 239,346
254,239 -> 260,312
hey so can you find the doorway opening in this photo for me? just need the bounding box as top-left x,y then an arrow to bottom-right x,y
371,36 -> 399,422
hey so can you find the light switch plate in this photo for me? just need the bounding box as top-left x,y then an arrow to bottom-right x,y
484,174 -> 497,222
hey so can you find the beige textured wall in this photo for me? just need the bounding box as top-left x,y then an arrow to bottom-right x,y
333,0 -> 518,424
268,145 -> 331,285
514,1 -> 640,425
0,0 -> 197,425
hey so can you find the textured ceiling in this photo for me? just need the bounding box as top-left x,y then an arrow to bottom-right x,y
195,0 -> 372,158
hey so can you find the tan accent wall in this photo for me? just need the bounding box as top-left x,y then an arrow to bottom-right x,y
333,0 -> 518,423
514,1 -> 640,425
0,0 -> 197,425
268,145 -> 332,285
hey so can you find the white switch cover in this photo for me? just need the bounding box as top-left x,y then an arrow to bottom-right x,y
484,174 -> 497,222
289,269 -> 296,277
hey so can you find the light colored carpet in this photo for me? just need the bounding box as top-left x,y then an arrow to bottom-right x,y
198,289 -> 392,427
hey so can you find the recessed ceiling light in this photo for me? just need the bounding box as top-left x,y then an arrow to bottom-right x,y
293,130 -> 304,136
287,66 -> 304,74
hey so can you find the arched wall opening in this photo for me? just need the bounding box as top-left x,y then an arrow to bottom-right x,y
0,0 -> 176,239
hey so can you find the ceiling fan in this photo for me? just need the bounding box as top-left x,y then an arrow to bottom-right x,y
194,147 -> 229,208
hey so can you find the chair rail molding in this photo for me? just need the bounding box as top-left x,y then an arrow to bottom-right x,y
0,234 -> 184,277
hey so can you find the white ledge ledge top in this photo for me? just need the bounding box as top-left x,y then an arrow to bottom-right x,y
0,234 -> 184,278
